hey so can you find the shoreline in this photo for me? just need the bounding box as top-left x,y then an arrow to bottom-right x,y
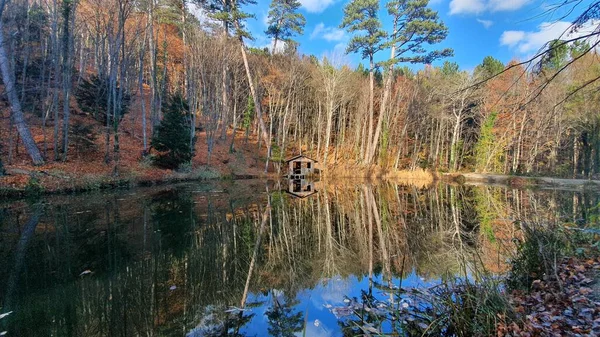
4,168 -> 600,201
443,172 -> 600,190
0,167 -> 265,200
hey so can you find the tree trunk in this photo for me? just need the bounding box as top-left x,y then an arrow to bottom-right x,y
61,0 -> 74,161
236,33 -> 269,146
365,55 -> 375,164
0,19 -> 44,165
368,21 -> 397,165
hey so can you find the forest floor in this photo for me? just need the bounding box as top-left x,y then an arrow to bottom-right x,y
500,255 -> 600,336
0,98 -> 280,198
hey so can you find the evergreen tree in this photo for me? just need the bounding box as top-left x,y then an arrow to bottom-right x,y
441,60 -> 459,76
341,0 -> 386,61
385,0 -> 453,65
364,0 -> 452,164
540,39 -> 569,72
570,40 -> 590,58
75,75 -> 131,124
475,56 -> 504,79
151,94 -> 195,169
197,0 -> 256,39
265,0 -> 306,54
340,0 -> 386,164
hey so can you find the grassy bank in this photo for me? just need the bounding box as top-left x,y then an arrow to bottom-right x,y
336,221 -> 600,336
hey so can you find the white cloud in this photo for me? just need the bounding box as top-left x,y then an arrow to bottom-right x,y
500,20 -> 600,55
449,0 -> 530,15
477,18 -> 493,29
500,30 -> 526,47
488,0 -> 530,11
299,0 -> 337,13
310,23 -> 347,42
333,43 -> 347,55
449,0 -> 486,15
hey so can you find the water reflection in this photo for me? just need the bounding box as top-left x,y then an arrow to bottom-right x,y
0,181 -> 598,336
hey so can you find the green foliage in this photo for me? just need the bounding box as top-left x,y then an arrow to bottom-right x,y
473,188 -> 502,242
270,143 -> 284,162
75,75 -> 131,124
570,40 -> 590,58
385,0 -> 453,65
441,61 -> 459,76
407,277 -> 513,337
475,56 -> 504,79
540,39 -> 569,72
25,176 -> 43,197
340,0 -> 386,61
198,0 -> 257,40
265,0 -> 306,46
248,47 -> 271,56
243,96 -> 255,130
474,112 -> 503,172
507,224 -> 565,291
151,94 -> 195,169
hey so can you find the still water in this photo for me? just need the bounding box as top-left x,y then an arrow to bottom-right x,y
0,180 -> 598,336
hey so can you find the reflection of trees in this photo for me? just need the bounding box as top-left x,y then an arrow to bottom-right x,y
265,291 -> 303,337
0,182 -> 599,336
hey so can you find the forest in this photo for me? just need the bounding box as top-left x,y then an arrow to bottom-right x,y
1,0 -> 600,189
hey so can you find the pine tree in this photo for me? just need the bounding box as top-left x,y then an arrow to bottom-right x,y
367,0 -> 453,164
340,0 -> 386,164
475,56 -> 504,79
151,94 -> 195,169
75,75 -> 131,124
265,0 -> 306,54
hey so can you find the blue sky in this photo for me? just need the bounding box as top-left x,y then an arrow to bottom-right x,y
242,0 -> 597,71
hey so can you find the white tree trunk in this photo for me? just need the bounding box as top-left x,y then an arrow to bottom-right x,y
0,18 -> 44,165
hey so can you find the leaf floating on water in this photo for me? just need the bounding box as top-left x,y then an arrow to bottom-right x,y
79,270 -> 92,276
170,285 -> 177,291
323,304 -> 332,309
0,312 -> 13,319
0,331 -> 6,336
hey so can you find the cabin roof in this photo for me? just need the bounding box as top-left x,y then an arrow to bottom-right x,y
285,154 -> 318,163
285,190 -> 318,199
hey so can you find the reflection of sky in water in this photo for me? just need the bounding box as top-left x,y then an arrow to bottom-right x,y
235,270 -> 435,337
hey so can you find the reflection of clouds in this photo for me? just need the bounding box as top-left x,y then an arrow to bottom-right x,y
297,322 -> 333,337
310,276 -> 351,310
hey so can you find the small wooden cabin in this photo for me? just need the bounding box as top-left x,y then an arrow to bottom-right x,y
287,179 -> 317,198
285,155 -> 318,179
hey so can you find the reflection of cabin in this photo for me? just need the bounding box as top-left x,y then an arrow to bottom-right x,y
286,179 -> 317,198
285,155 -> 318,179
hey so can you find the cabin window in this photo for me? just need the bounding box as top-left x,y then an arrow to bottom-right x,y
307,162 -> 312,169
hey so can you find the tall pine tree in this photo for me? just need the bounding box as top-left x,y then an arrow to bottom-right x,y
265,0 -> 305,54
367,0 -> 453,164
340,0 -> 386,164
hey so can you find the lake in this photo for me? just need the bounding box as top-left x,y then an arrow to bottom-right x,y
0,179 -> 598,336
